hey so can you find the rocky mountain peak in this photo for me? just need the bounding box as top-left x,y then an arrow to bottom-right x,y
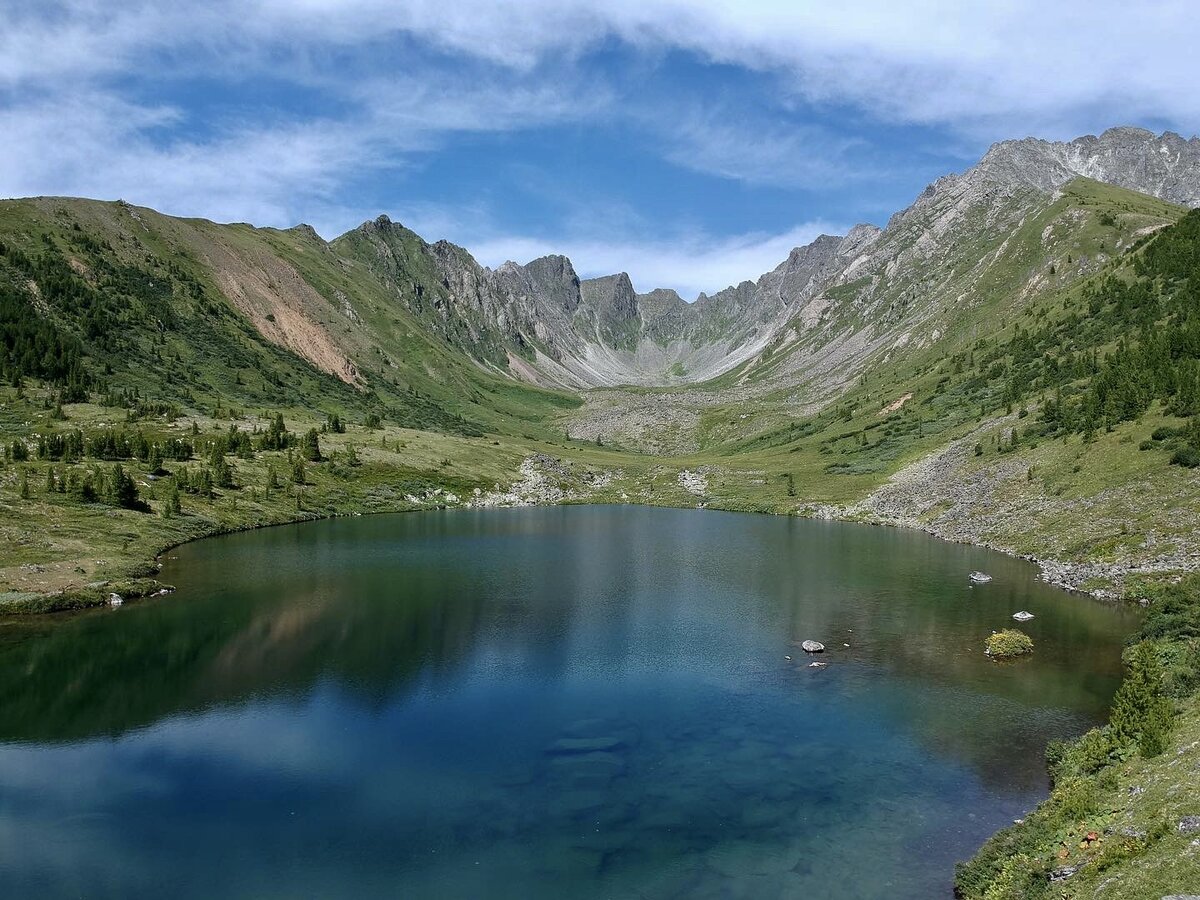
976,126 -> 1200,206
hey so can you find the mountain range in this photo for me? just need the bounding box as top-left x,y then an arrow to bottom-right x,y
331,125 -> 1200,392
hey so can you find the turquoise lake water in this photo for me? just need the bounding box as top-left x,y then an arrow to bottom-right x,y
0,506 -> 1139,897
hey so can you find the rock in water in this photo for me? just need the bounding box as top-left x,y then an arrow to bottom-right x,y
969,571 -> 992,584
801,640 -> 824,653
1012,610 -> 1035,621
108,593 -> 123,607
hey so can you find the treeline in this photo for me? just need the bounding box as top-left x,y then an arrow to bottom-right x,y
4,409 -> 342,518
4,415 -> 321,467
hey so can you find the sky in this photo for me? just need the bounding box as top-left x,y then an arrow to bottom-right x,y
1,1 -> 1198,299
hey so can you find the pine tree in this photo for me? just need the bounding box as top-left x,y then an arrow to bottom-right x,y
1109,643 -> 1174,758
210,448 -> 233,488
163,483 -> 181,518
17,468 -> 29,500
148,444 -> 164,475
301,428 -> 322,462
109,464 -> 139,509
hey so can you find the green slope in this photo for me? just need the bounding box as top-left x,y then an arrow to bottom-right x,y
0,197 -> 577,439
1,181 -> 1199,897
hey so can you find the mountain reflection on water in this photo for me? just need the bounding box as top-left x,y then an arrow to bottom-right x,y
0,507 -> 1138,898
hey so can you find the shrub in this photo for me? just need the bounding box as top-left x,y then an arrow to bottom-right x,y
1047,726 -> 1115,782
985,629 -> 1034,658
1170,446 -> 1200,468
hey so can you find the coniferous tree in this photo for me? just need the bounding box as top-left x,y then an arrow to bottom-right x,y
109,464 -> 139,509
210,447 -> 233,488
301,428 -> 322,462
1109,643 -> 1174,758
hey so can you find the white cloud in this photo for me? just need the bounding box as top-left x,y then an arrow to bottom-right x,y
8,2 -> 1199,131
651,108 -> 872,187
238,0 -> 1200,133
0,92 -> 379,225
1,0 -> 1198,299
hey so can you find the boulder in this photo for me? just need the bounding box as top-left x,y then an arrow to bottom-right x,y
108,593 -> 123,607
801,640 -> 824,653
1012,611 -> 1035,621
1049,863 -> 1083,882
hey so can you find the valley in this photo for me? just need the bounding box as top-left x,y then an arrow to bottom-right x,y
2,125 -> 1200,898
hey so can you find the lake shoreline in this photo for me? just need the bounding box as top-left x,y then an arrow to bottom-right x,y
5,446 -> 1161,618
1,484 -> 1137,617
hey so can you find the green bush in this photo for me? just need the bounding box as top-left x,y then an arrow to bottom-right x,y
1109,642 -> 1174,757
1171,445 -> 1200,467
1047,726 -> 1115,782
985,629 -> 1034,658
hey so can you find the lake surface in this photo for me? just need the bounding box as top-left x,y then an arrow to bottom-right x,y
0,506 -> 1139,898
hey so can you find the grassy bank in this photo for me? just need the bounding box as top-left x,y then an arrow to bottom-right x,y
956,575 -> 1200,899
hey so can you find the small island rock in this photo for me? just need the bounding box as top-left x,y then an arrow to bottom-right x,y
801,640 -> 825,653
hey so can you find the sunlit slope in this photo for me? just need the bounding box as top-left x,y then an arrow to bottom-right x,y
0,197 -> 578,439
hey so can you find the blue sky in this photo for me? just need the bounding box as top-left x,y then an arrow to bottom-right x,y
1,2 -> 1197,298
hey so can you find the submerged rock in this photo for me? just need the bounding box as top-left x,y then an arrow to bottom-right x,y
547,736 -> 628,754
801,640 -> 825,653
705,839 -> 804,878
969,571 -> 993,584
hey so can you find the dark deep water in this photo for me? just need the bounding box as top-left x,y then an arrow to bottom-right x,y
0,507 -> 1140,898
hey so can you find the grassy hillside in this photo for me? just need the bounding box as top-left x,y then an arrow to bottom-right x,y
0,198 -> 578,439
1,185 -> 1199,895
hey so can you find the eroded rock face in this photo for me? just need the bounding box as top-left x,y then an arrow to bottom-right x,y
976,127 -> 1200,206
334,128 -> 1199,393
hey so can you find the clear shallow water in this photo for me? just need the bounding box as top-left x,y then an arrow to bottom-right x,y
0,506 -> 1139,898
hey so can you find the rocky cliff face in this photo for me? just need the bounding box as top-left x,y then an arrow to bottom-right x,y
334,127 -> 1198,391
975,126 -> 1200,206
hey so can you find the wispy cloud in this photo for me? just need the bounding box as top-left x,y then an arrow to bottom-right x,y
650,107 -> 872,188
1,0 -> 1197,298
